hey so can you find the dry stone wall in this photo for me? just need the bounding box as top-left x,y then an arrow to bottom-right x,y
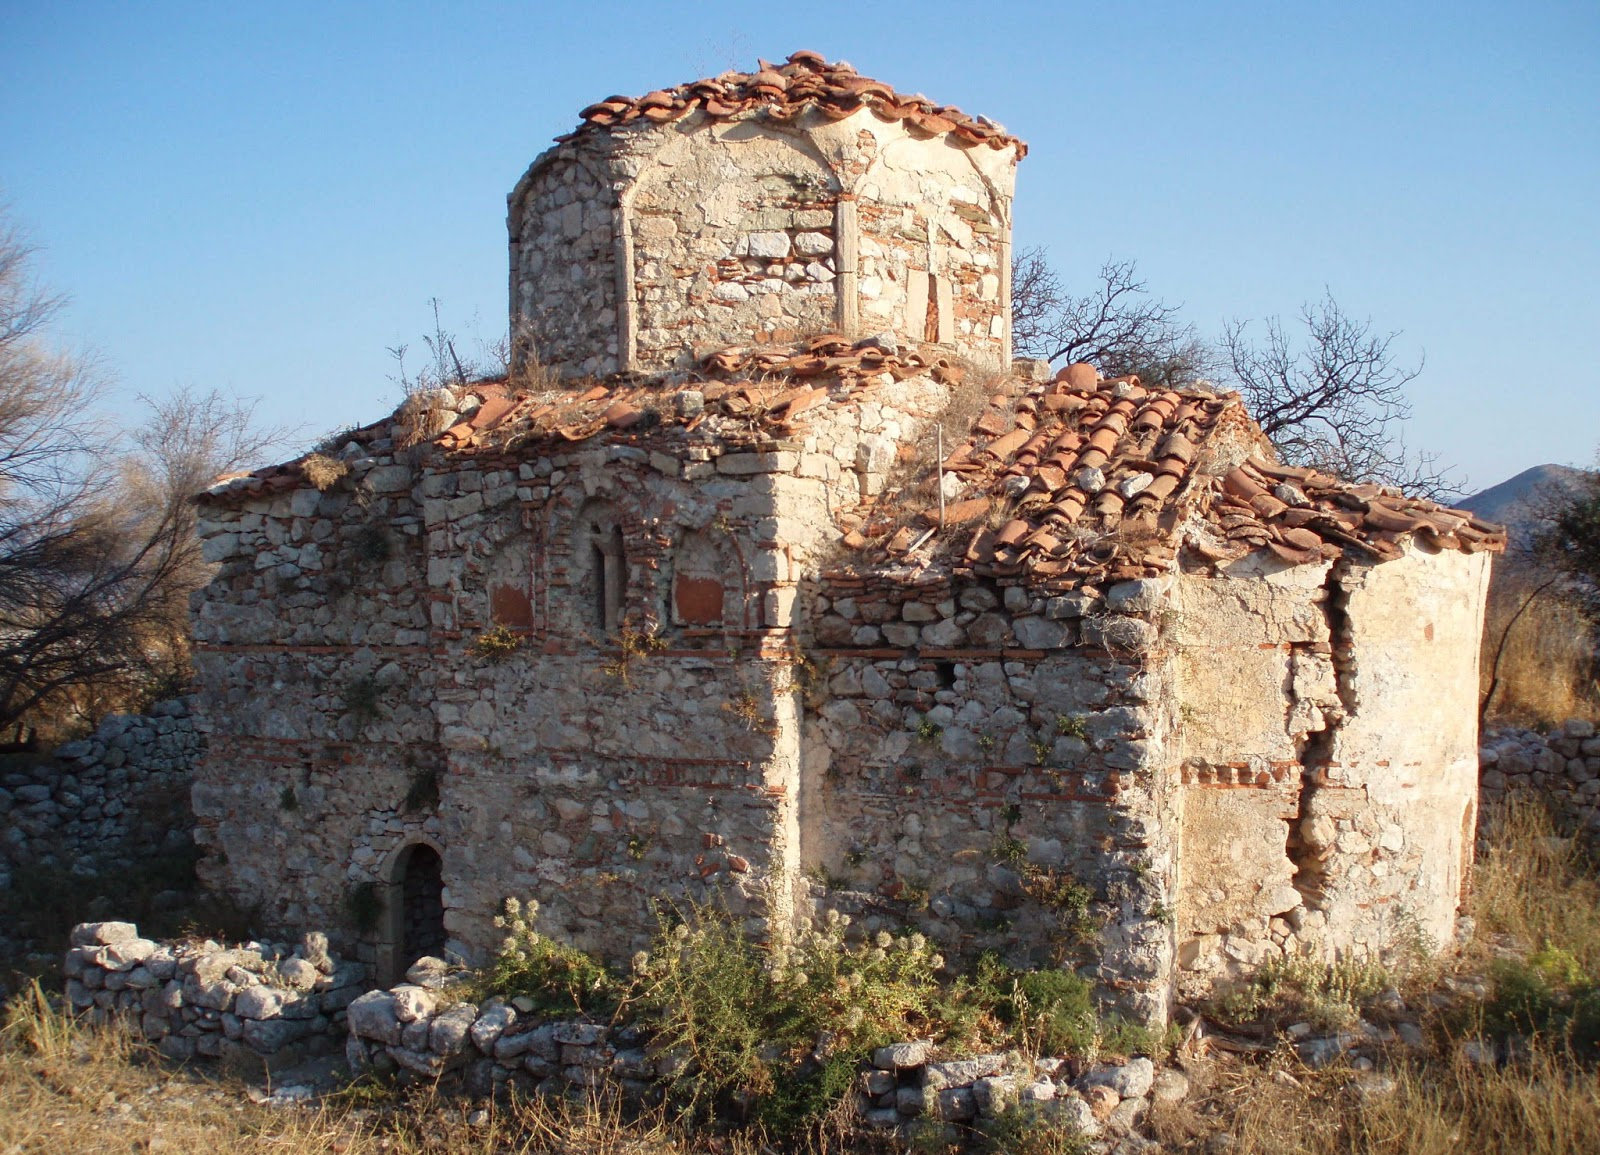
64,921 -> 367,1067
0,699 -> 198,890
1480,719 -> 1600,834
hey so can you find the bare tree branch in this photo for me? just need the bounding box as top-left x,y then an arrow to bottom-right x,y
0,214 -> 287,740
1009,252 -> 1212,388
1221,291 -> 1456,498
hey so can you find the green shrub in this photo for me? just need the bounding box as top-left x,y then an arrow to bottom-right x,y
1486,945 -> 1600,1058
978,1101 -> 1090,1155
1210,952 -> 1390,1033
634,905 -> 944,1124
481,897 -> 617,1017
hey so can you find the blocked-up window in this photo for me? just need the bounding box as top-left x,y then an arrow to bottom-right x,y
574,503 -> 627,634
672,529 -> 735,627
486,532 -> 534,630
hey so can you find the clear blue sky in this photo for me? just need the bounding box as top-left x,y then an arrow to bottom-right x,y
2,0 -> 1596,490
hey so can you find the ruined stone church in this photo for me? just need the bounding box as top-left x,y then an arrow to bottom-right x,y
190,52 -> 1503,1023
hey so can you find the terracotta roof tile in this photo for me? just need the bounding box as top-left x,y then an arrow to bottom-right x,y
840,362 -> 1505,589
560,52 -> 1026,158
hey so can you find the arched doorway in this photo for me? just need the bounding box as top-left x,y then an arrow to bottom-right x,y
374,840 -> 447,985
400,843 -> 446,964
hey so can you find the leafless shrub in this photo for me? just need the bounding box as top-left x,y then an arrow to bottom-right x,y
0,212 -> 285,741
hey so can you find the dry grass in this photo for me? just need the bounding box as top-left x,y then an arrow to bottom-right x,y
1470,799 -> 1600,975
1178,1044 -> 1600,1155
300,452 -> 351,493
0,979 -> 876,1155
1480,571 -> 1599,725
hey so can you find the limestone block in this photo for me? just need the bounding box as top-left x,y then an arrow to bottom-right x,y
429,1003 -> 479,1055
71,922 -> 140,948
346,991 -> 403,1045
233,986 -> 284,1020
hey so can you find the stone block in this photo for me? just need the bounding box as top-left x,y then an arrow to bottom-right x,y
873,1040 -> 929,1069
71,921 -> 140,948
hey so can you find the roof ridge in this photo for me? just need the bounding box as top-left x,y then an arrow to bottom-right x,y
562,51 -> 1027,157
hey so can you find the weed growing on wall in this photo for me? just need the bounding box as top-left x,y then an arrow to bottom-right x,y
344,882 -> 383,936
1055,713 -> 1088,739
341,675 -> 384,725
600,629 -> 666,685
401,767 -> 440,813
469,625 -> 523,664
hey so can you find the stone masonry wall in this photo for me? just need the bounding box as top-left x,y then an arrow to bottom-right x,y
191,372 -> 957,977
803,571 -> 1180,1024
0,699 -> 199,890
508,107 -> 1016,379
1480,718 -> 1600,835
1172,543 -> 1489,999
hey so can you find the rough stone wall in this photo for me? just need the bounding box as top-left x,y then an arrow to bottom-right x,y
628,127 -> 841,367
1480,719 -> 1600,835
1172,543 -> 1490,995
0,699 -> 199,889
853,137 -> 1007,363
64,920 -> 367,1067
802,573 -> 1180,1024
508,110 -> 1016,379
190,439 -> 441,968
508,142 -> 625,378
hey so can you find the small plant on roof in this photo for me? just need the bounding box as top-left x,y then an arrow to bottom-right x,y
471,624 -> 524,664
301,452 -> 349,492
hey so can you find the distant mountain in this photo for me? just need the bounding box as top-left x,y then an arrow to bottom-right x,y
1460,464 -> 1593,547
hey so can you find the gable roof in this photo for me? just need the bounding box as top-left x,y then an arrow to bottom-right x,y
560,50 -> 1026,157
877,365 -> 1506,589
